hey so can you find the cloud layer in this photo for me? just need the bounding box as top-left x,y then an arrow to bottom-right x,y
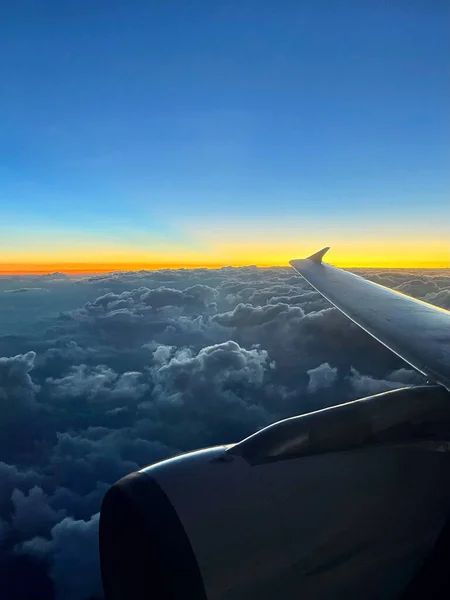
0,265 -> 448,598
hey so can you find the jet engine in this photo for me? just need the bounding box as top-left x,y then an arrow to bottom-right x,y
100,385 -> 450,600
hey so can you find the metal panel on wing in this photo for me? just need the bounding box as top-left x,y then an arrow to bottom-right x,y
289,249 -> 450,391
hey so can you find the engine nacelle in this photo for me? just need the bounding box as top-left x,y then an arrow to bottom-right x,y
100,385 -> 450,600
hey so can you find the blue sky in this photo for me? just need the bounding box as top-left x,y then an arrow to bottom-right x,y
1,0 -> 449,268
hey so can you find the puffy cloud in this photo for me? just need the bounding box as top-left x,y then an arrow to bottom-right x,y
153,340 -> 269,388
49,431 -> 140,495
385,368 -> 424,385
36,272 -> 70,281
11,487 -> 66,539
47,365 -> 148,403
36,341 -> 98,378
347,367 -> 423,397
0,462 -> 43,515
424,288 -> 450,310
0,352 -> 39,406
394,278 -> 440,299
49,427 -> 173,498
85,284 -> 218,315
151,344 -> 174,363
0,352 -> 44,459
307,362 -> 338,394
142,284 -> 218,310
143,341 -> 274,447
23,513 -> 102,600
212,302 -> 304,328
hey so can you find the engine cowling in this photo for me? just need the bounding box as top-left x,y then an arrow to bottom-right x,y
100,385 -> 450,600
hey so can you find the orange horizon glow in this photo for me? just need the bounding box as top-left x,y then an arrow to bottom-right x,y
2,227 -> 448,275
1,258 -> 448,276
1,238 -> 448,274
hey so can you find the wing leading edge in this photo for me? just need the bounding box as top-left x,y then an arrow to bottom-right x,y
290,248 -> 450,392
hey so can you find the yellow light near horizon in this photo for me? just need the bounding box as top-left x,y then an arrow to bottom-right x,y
0,239 -> 448,274
203,238 -> 449,269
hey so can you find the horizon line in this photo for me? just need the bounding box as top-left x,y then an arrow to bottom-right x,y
1,261 -> 448,276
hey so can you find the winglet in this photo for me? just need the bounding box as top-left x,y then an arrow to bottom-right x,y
306,247 -> 330,263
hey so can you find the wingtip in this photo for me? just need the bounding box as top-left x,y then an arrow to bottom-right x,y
289,246 -> 330,267
306,246 -> 330,263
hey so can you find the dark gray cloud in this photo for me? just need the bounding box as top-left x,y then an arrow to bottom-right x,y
394,278 -> 440,297
424,288 -> 450,310
0,353 -> 44,461
307,362 -> 338,394
0,462 -> 43,515
12,487 -> 66,539
4,288 -> 50,294
35,273 -> 70,282
0,352 -> 39,407
22,513 -> 102,600
141,340 -> 274,448
47,365 -> 148,403
349,367 -> 408,396
0,265 -> 447,598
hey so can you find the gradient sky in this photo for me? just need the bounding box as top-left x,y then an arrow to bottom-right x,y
1,0 -> 449,272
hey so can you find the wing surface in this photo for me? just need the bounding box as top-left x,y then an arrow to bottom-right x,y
290,248 -> 450,391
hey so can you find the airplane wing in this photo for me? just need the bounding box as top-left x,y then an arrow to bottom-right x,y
290,247 -> 450,392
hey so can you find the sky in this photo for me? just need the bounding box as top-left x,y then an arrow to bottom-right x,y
1,0 -> 449,271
